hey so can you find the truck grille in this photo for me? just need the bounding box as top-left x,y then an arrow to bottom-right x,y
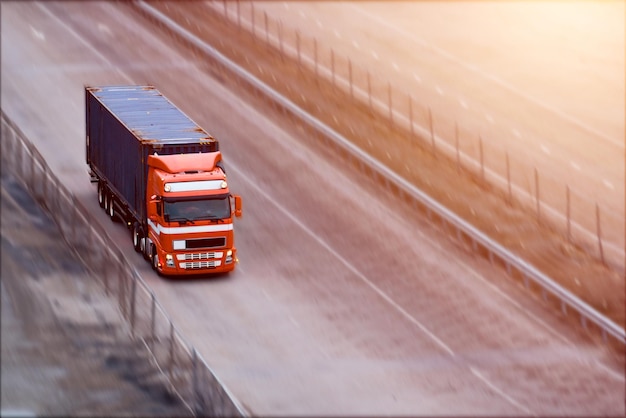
181,260 -> 222,270
177,252 -> 223,261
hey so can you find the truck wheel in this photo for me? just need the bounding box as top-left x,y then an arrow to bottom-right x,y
151,248 -> 159,271
97,182 -> 105,208
142,237 -> 151,261
132,224 -> 142,252
107,193 -> 117,222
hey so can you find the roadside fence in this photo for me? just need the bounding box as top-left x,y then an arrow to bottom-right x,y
1,110 -> 246,418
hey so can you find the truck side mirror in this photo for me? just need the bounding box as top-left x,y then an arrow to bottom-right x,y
234,195 -> 242,218
148,195 -> 160,221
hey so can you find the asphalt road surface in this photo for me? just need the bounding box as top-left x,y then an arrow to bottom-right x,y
1,1 -> 624,416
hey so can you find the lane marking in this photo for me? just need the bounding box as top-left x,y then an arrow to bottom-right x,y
298,10 -> 306,19
435,86 -> 444,95
570,161 -> 581,171
540,144 -> 551,155
352,39 -> 359,50
333,29 -> 341,39
459,99 -> 468,109
485,114 -> 494,124
392,62 -> 399,71
229,160 -> 455,357
289,315 -> 300,328
29,25 -> 45,41
470,367 -> 536,416
603,179 -> 614,190
512,129 -> 522,139
36,3 -> 133,83
316,19 -> 322,29
371,50 -> 379,60
413,73 -> 422,83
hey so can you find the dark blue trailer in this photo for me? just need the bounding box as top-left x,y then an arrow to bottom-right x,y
85,85 -> 219,226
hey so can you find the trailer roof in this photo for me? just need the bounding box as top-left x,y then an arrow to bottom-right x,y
87,85 -> 216,145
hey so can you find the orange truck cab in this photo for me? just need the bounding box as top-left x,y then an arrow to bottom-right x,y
86,85 -> 242,276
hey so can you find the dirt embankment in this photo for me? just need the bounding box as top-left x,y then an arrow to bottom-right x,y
1,171 -> 192,417
145,2 -> 624,330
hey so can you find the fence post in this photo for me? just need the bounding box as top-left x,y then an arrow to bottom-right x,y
192,348 -> 202,416
535,167 -> 540,222
479,136 -> 484,182
150,292 -> 156,351
409,94 -> 414,138
278,21 -> 284,61
296,30 -> 300,69
313,38 -> 318,80
388,82 -> 393,128
566,185 -> 571,242
168,322 -> 175,381
349,59 -> 353,98
506,153 -> 511,204
264,12 -> 268,47
331,49 -> 335,88
130,277 -> 137,338
596,203 -> 605,264
236,0 -> 240,30
429,107 -> 435,154
455,122 -> 460,172
367,72 -> 372,111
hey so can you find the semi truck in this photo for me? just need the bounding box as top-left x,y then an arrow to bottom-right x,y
86,85 -> 242,276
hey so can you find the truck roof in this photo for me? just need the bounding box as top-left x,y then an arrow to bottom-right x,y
86,85 -> 216,145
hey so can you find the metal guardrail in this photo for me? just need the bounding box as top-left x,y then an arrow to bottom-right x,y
1,110 -> 247,417
133,0 -> 624,347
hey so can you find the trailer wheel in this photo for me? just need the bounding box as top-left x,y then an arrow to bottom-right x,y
97,182 -> 105,208
132,223 -> 142,252
107,193 -> 117,222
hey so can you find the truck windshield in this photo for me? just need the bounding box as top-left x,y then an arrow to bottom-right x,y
164,196 -> 230,222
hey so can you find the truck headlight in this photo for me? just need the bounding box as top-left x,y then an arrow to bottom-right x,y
165,254 -> 175,267
225,249 -> 233,264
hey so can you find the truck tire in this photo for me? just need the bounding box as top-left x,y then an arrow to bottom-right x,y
132,223 -> 142,252
142,237 -> 151,261
97,181 -> 105,208
107,193 -> 117,222
151,247 -> 159,271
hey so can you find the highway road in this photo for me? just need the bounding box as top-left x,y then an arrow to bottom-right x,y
1,1 -> 624,416
229,0 -> 625,263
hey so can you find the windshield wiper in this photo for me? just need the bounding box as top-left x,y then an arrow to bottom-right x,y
170,217 -> 195,225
